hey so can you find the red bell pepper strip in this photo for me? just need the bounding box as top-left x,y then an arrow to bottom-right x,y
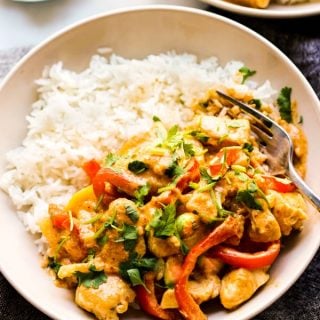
176,158 -> 200,192
82,159 -> 101,182
92,167 -> 145,197
209,240 -> 280,269
135,272 -> 174,320
258,175 -> 296,193
209,147 -> 241,176
175,216 -> 243,320
51,212 -> 70,230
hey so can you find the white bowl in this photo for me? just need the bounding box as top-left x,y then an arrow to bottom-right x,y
0,5 -> 319,320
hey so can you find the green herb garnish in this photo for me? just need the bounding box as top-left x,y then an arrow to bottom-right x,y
189,130 -> 209,143
243,142 -> 254,152
239,66 -> 256,83
128,160 -> 149,174
134,184 -> 150,206
125,205 -> 139,223
277,86 -> 292,123
236,182 -> 262,210
127,268 -> 147,287
48,257 -> 61,274
119,253 -> 157,287
76,270 -> 107,289
149,203 -> 176,238
248,98 -> 262,110
165,160 -> 184,179
153,115 -> 161,122
104,153 -> 119,167
116,224 -> 138,251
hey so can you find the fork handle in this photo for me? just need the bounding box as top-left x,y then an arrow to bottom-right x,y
288,162 -> 320,209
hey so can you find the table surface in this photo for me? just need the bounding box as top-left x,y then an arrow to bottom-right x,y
0,1 -> 319,320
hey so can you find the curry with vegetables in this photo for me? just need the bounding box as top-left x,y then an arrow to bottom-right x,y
40,88 -> 308,320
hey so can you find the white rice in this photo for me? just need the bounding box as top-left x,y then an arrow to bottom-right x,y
0,52 -> 276,247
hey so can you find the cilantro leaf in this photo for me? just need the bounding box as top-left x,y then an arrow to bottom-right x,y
128,160 -> 149,174
236,190 -> 262,210
189,130 -> 209,143
277,87 -> 292,123
165,160 -> 184,178
248,98 -> 262,110
150,203 -> 176,238
152,115 -> 161,122
125,205 -> 139,223
134,184 -> 150,206
116,224 -> 138,251
243,142 -> 254,152
127,268 -> 146,287
104,153 -> 119,167
48,257 -> 61,274
239,66 -> 256,83
76,270 -> 107,289
119,253 -> 157,285
183,143 -> 195,157
162,125 -> 183,152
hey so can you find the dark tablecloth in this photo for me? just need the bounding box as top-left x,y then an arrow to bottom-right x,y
0,6 -> 319,320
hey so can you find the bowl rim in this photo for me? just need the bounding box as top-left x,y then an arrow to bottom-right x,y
0,5 -> 319,320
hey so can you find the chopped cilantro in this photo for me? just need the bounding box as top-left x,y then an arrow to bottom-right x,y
189,130 -> 209,143
127,268 -> 147,288
152,115 -> 161,122
149,203 -> 176,238
298,115 -> 303,124
119,253 -> 157,286
116,224 -> 138,251
76,270 -> 107,289
134,184 -> 150,206
183,142 -> 195,157
97,234 -> 108,246
163,125 -> 182,151
239,66 -> 256,83
125,205 -> 139,223
104,153 -> 119,167
236,189 -> 262,210
243,142 -> 254,152
165,160 -> 184,178
248,98 -> 262,110
128,160 -> 149,174
277,87 -> 292,123
48,257 -> 61,274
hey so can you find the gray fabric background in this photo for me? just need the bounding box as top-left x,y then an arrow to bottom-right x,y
0,7 -> 319,320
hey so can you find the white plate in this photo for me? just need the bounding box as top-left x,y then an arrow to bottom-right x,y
199,0 -> 320,18
0,5 -> 320,320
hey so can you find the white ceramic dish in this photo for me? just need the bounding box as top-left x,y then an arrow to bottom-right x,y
0,5 -> 319,320
199,0 -> 320,18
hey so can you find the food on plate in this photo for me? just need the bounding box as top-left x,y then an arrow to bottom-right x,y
0,52 -> 308,320
225,0 -> 308,9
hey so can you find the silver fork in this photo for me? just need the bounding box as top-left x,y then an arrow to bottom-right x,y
216,90 -> 320,209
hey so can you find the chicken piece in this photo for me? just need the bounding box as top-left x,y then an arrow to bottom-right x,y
185,191 -> 218,224
96,199 -> 146,273
75,275 -> 135,320
148,231 -> 180,258
267,190 -> 307,236
249,203 -> 281,243
220,268 -> 269,309
160,275 -> 221,308
40,205 -> 87,262
175,212 -> 209,248
199,116 -> 250,147
197,256 -> 224,277
188,274 -> 221,304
